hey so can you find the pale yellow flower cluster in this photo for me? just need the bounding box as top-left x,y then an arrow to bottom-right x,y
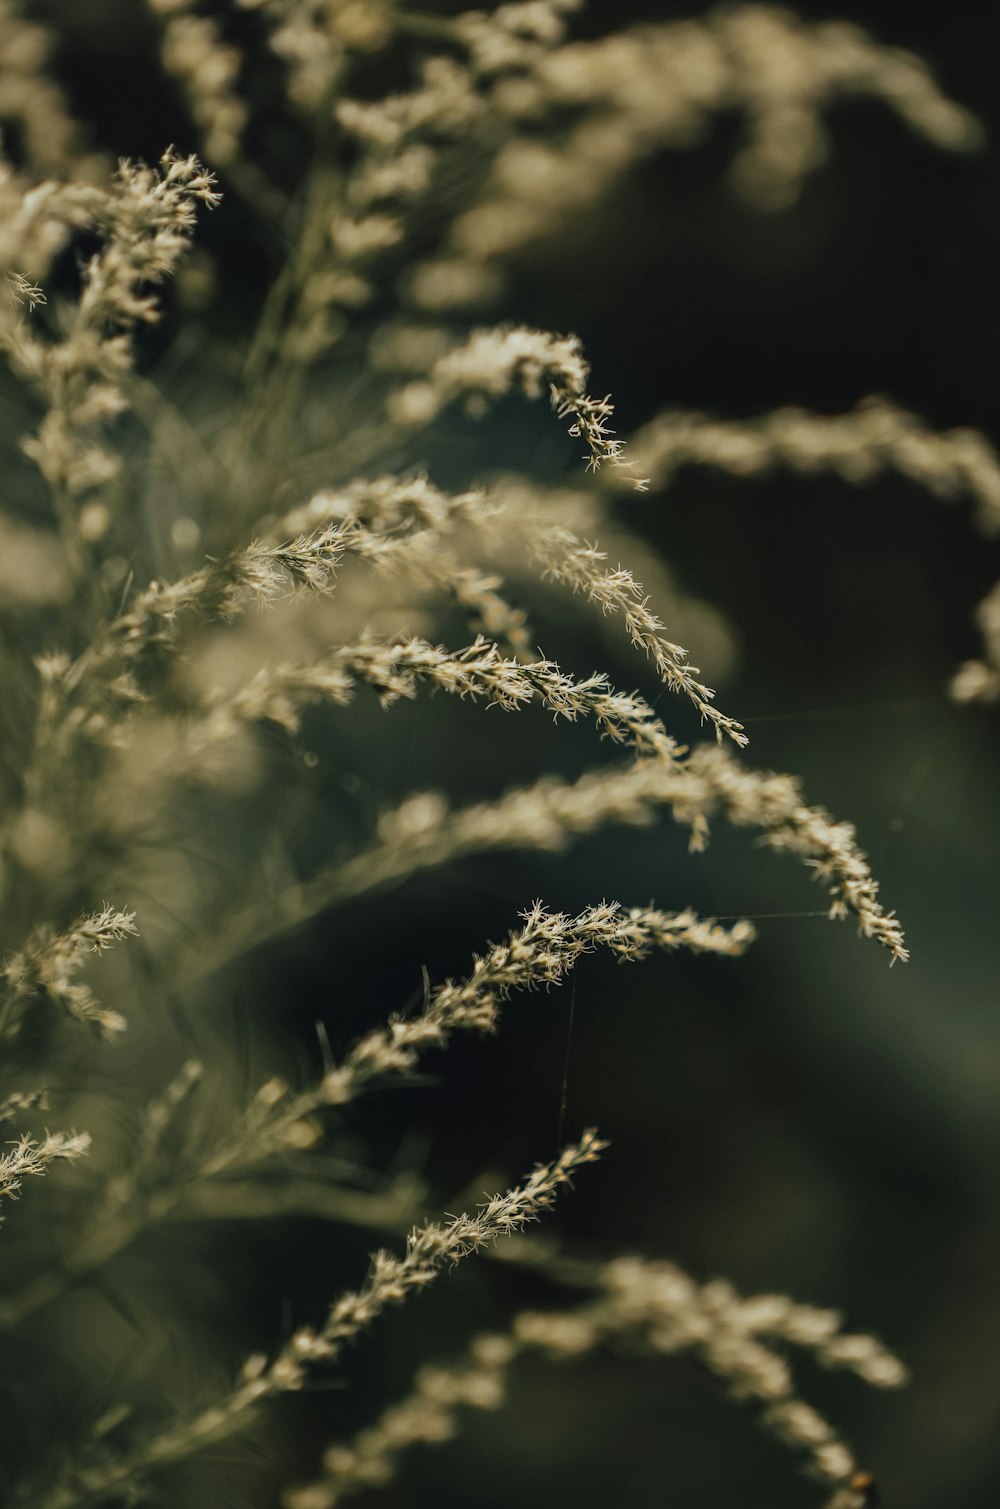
288,1250 -> 906,1509
389,324 -> 649,488
148,0 -> 248,165
27,1134 -> 605,1509
0,904 -> 136,1040
235,746 -> 907,971
1,3 -> 982,1504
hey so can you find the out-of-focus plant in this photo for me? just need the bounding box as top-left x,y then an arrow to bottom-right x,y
0,2 -> 993,1505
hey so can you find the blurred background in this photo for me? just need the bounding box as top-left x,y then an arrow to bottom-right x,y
11,2 -> 1000,1506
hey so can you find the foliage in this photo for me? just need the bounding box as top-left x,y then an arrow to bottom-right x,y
0,3 -> 994,1505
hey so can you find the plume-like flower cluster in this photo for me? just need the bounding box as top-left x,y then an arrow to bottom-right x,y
0,905 -> 136,1040
0,901 -> 722,1326
0,1128 -> 90,1209
146,0 -> 247,165
5,151 -> 218,576
530,525 -> 745,744
287,1250 -> 905,1509
202,746 -> 906,977
628,397 -> 1000,531
27,1134 -> 605,1509
0,0 -> 93,173
0,5 -> 984,1507
420,1 -> 980,298
190,905 -> 750,1180
388,326 -> 649,488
